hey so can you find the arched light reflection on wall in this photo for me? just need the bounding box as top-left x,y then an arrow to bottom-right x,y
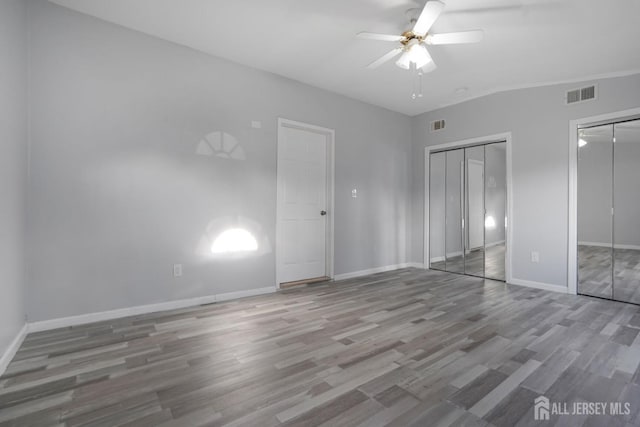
211,228 -> 258,254
196,216 -> 272,260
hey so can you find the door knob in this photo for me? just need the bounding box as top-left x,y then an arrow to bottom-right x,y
320,210 -> 327,216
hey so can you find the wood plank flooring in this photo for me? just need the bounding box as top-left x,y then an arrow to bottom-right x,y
2,268 -> 640,426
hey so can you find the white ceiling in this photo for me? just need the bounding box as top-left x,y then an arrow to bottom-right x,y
49,0 -> 640,116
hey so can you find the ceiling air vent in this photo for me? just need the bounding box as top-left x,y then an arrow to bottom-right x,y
430,119 -> 446,132
566,85 -> 597,104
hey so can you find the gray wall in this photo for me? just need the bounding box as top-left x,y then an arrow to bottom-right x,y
0,0 -> 28,355
412,73 -> 640,288
26,0 -> 412,321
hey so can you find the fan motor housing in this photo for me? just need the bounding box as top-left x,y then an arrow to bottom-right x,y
400,31 -> 424,46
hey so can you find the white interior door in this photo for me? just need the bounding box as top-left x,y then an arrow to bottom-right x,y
467,160 -> 484,250
277,123 -> 330,284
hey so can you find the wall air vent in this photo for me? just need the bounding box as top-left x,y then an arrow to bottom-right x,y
566,89 -> 581,104
581,85 -> 596,101
566,85 -> 597,105
430,119 -> 446,132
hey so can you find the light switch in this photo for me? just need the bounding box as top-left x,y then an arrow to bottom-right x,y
531,252 -> 539,263
352,189 -> 357,198
173,264 -> 183,277
251,121 -> 262,129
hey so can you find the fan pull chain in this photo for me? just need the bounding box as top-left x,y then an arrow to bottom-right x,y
411,64 -> 424,100
411,63 -> 417,99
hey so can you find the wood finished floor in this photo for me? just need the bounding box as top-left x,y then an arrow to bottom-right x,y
2,268 -> 640,426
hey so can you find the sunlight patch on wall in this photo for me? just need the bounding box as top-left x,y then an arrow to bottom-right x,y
211,228 -> 258,254
196,216 -> 272,260
485,215 -> 496,229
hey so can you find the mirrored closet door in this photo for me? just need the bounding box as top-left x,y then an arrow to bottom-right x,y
577,118 -> 640,304
429,152 -> 446,272
429,141 -> 507,281
464,146 -> 485,277
445,149 -> 465,274
484,143 -> 507,281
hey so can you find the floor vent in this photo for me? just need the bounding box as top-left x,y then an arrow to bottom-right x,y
431,119 -> 446,132
566,85 -> 597,104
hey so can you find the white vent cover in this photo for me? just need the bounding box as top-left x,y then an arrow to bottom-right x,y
566,85 -> 597,104
430,119 -> 446,132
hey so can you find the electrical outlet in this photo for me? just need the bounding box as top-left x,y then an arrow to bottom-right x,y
531,252 -> 540,263
352,188 -> 357,198
173,264 -> 183,277
251,120 -> 262,129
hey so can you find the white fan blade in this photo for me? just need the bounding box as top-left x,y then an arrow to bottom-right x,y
357,32 -> 403,42
426,30 -> 484,45
413,0 -> 445,36
366,48 -> 403,69
421,60 -> 437,74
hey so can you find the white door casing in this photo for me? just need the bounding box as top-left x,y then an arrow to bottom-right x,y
276,119 -> 335,286
424,132 -> 513,284
568,107 -> 640,295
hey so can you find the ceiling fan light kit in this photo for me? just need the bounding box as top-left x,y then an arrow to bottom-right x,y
395,40 -> 433,70
357,0 -> 483,97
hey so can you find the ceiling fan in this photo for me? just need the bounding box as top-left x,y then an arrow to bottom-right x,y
358,0 -> 484,73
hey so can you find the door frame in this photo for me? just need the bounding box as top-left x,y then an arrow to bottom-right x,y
276,118 -> 335,289
568,107 -> 640,295
424,132 -> 513,283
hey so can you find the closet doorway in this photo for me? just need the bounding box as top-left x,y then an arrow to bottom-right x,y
577,118 -> 640,304
428,140 -> 507,281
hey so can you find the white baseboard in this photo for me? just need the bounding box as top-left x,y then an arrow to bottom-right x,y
407,262 -> 425,269
578,241 -> 640,250
214,287 -> 276,302
334,263 -> 416,281
0,323 -> 28,377
509,278 -> 569,294
27,286 -> 276,333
